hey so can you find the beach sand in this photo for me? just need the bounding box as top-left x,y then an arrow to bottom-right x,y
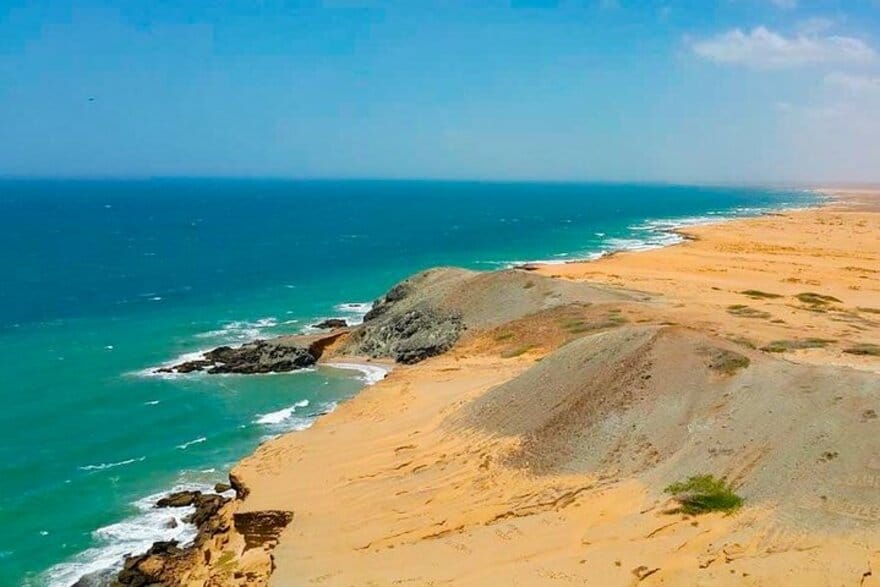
161,190 -> 880,586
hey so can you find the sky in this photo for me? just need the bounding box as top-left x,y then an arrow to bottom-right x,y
1,0 -> 879,183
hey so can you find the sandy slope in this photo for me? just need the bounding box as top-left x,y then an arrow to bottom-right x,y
533,193 -> 880,373
166,191 -> 880,586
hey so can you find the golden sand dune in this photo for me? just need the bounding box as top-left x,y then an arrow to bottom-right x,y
131,192 -> 880,586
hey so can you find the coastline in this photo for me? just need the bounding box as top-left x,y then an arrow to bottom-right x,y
112,187 -> 880,586
46,187 -> 857,586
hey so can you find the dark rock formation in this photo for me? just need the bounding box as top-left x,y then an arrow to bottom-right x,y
110,490 -> 232,586
229,471 -> 250,500
312,318 -> 348,329
113,541 -> 183,586
155,490 -> 200,508
155,490 -> 230,535
233,510 -> 294,551
156,331 -> 347,375
352,306 -> 463,365
363,282 -> 410,322
214,482 -> 232,494
344,270 -> 466,364
73,567 -> 119,587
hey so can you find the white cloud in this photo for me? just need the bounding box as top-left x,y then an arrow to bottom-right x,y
824,72 -> 880,93
796,17 -> 835,36
692,26 -> 876,69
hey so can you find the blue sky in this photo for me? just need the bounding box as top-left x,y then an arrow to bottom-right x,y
1,0 -> 879,182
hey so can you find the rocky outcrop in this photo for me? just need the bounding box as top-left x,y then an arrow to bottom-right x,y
233,511 -> 294,551
350,306 -> 463,365
156,331 -> 347,375
312,318 -> 348,329
114,541 -> 184,586
109,473 -> 292,587
112,489 -> 233,586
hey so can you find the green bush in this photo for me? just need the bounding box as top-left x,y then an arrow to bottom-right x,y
664,475 -> 743,515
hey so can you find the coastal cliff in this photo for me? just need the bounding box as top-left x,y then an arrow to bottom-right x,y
122,194 -> 880,586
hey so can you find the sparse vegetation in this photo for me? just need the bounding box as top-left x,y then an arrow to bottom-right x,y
501,344 -> 536,358
795,292 -> 842,306
761,338 -> 836,353
494,332 -> 515,342
664,475 -> 743,515
557,312 -> 627,336
523,280 -> 535,289
857,307 -> 880,315
843,343 -> 880,357
708,349 -> 750,375
740,290 -> 782,299
726,305 -> 771,319
726,336 -> 756,350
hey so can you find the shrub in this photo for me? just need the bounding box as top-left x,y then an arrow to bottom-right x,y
500,344 -> 535,358
844,343 -> 880,357
761,338 -> 835,353
740,290 -> 782,299
795,292 -> 841,305
726,305 -> 771,319
708,349 -> 750,375
664,475 -> 743,515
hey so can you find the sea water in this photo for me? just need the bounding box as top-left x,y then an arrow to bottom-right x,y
0,179 -> 819,585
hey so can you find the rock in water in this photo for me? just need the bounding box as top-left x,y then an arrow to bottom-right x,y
155,490 -> 200,508
312,318 -> 348,329
155,331 -> 346,375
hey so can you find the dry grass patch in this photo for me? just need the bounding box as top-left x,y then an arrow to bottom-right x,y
706,349 -> 750,375
795,292 -> 842,306
761,338 -> 836,353
740,289 -> 782,299
500,344 -> 536,358
727,304 -> 771,319
843,343 -> 880,357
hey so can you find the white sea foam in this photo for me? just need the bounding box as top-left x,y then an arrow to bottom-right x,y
194,317 -> 279,343
333,302 -> 373,325
135,349 -> 209,378
302,302 -> 374,334
324,362 -> 390,385
78,456 -> 146,472
176,436 -> 207,450
257,400 -> 341,442
43,483 -> 212,587
255,399 -> 310,425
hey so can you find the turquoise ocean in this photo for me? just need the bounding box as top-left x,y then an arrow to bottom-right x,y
0,179 -> 819,585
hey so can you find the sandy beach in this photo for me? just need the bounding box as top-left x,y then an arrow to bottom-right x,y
133,190 -> 880,586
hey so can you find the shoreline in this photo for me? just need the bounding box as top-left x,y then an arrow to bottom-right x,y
211,187 -> 879,585
507,189 -> 825,270
54,187 -> 858,586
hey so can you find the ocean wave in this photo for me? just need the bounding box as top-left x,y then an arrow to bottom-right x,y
255,399 -> 310,425
496,196 -> 820,269
323,362 -> 390,385
194,317 -> 279,343
176,436 -> 207,450
42,483 -> 214,587
257,400 -> 341,442
78,456 -> 146,472
301,301 -> 373,334
333,302 -> 372,325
